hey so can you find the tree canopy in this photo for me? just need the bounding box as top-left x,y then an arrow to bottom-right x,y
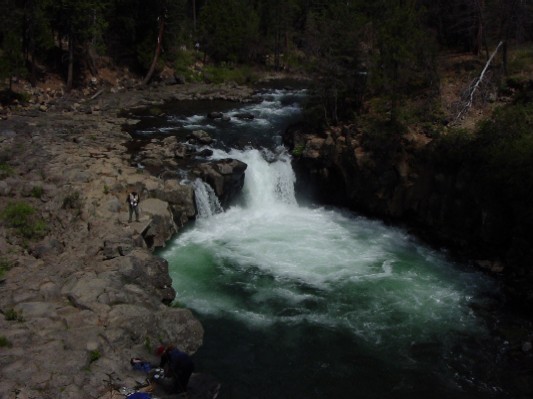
1,0 -> 532,119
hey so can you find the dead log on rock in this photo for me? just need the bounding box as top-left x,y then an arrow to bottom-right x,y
452,41 -> 504,125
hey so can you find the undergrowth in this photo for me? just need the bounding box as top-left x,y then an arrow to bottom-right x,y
202,64 -> 257,84
1,201 -> 47,239
0,257 -> 12,280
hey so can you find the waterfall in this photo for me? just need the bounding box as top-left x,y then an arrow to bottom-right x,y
157,87 -> 512,399
211,147 -> 297,210
163,147 -> 500,398
193,178 -> 223,218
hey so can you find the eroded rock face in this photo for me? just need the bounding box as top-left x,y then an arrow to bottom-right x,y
283,124 -> 527,279
0,107 -> 207,399
0,79 -> 259,399
129,129 -> 247,211
192,159 -> 248,208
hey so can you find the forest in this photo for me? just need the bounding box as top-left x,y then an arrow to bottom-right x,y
1,0 -> 532,122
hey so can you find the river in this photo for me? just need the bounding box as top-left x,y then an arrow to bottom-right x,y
132,85 -> 524,398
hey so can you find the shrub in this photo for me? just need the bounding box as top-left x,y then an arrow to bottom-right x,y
144,337 -> 152,353
31,186 -> 44,198
474,103 -> 533,204
4,308 -> 23,322
89,350 -> 101,363
202,64 -> 256,85
292,144 -> 305,157
0,257 -> 12,280
62,191 -> 82,210
360,118 -> 405,159
427,128 -> 475,170
0,202 -> 46,239
507,47 -> 533,76
174,49 -> 201,83
0,336 -> 12,348
0,163 -> 13,179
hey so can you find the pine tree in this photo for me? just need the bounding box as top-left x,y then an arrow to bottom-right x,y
303,0 -> 366,125
0,0 -> 25,90
199,0 -> 259,63
47,0 -> 109,90
369,0 -> 437,123
23,0 -> 55,86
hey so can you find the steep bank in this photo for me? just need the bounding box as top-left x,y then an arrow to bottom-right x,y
283,115 -> 533,311
0,82 -> 253,399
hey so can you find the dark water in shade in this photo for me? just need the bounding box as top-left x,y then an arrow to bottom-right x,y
135,87 -> 527,398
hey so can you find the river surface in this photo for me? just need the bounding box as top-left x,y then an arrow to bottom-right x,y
133,86 -> 523,398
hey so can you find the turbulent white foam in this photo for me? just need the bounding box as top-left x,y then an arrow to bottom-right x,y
193,178 -> 223,218
183,123 -> 216,130
185,114 -> 205,123
159,127 -> 179,133
157,89 -> 306,139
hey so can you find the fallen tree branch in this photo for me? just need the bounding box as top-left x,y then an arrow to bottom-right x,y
89,89 -> 104,100
452,40 -> 503,125
142,13 -> 166,85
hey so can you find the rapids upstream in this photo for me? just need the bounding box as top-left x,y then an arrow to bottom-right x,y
129,86 -> 527,398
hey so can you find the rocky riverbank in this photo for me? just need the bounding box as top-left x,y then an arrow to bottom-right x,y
0,81 -> 255,399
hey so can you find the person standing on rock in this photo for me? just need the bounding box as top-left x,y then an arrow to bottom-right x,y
126,191 -> 140,222
154,345 -> 195,394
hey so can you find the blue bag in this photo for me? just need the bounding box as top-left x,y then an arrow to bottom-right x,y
126,393 -> 152,399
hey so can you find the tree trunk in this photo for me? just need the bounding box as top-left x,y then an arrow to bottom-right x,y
30,52 -> 36,87
390,60 -> 399,124
67,35 -> 74,92
25,0 -> 37,87
86,44 -> 98,76
142,15 -> 165,85
473,0 -> 485,56
274,3 -> 281,70
502,40 -> 508,75
86,8 -> 99,76
192,0 -> 196,32
453,41 -> 504,124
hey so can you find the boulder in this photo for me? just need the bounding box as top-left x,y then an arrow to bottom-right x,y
191,130 -> 214,145
192,159 -> 247,207
207,111 -> 223,119
235,112 -> 255,120
102,237 -> 135,259
30,238 -> 64,259
140,198 -> 178,249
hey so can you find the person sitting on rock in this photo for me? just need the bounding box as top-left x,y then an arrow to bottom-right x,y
154,345 -> 194,394
126,192 -> 140,222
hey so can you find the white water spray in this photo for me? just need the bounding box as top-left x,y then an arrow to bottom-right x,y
212,147 -> 297,208
193,178 -> 223,218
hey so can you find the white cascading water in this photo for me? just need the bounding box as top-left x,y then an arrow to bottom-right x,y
192,178 -> 223,218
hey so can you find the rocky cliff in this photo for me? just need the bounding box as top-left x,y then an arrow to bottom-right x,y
284,122 -> 533,309
0,83 -> 252,399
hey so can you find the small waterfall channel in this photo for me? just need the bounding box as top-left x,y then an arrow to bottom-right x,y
129,86 -> 527,398
193,178 -> 223,218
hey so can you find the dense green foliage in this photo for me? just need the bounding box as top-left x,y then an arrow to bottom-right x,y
0,335 -> 12,347
474,103 -> 533,212
0,257 -> 11,280
1,202 -> 47,239
1,0 -> 533,121
427,94 -> 533,258
199,0 -> 259,63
